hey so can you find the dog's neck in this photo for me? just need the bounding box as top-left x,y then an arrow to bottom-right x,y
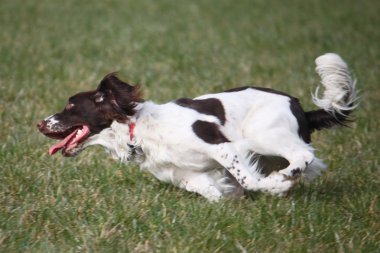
105,120 -> 145,163
85,102 -> 150,163
87,100 -> 174,164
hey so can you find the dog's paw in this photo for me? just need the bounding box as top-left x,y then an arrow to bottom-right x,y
203,190 -> 223,202
279,167 -> 303,179
260,172 -> 295,196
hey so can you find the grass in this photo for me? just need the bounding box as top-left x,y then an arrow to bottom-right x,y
1,0 -> 380,252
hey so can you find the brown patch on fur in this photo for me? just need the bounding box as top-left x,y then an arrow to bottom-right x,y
192,120 -> 229,144
175,98 -> 226,125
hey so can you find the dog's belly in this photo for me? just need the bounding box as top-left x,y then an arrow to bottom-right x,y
141,149 -> 221,184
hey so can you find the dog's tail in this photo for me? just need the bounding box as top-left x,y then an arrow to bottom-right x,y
306,53 -> 358,132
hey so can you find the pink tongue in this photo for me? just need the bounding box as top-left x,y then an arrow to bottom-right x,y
48,125 -> 90,155
49,129 -> 79,155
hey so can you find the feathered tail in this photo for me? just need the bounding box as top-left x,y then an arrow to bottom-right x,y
306,53 -> 359,132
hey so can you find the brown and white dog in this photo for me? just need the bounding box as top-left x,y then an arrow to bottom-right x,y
37,53 -> 357,201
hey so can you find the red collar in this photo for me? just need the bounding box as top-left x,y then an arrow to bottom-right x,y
129,122 -> 136,141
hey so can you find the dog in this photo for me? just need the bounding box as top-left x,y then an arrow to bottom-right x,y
37,53 -> 358,201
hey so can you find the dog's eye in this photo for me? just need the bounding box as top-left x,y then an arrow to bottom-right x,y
65,103 -> 75,110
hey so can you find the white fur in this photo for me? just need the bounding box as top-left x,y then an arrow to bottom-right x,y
44,115 -> 59,129
78,53 -> 355,201
313,53 -> 358,114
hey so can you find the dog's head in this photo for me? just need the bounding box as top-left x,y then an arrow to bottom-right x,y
37,73 -> 142,156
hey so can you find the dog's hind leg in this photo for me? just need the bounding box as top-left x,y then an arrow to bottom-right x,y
209,143 -> 294,195
242,129 -> 316,178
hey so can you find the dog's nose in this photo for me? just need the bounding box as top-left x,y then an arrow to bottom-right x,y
37,121 -> 46,131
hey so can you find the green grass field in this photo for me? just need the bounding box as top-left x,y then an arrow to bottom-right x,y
1,0 -> 380,252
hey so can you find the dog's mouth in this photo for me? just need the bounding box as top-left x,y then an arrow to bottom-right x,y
47,125 -> 91,156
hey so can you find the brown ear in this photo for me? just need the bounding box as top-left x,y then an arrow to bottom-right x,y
97,73 -> 143,116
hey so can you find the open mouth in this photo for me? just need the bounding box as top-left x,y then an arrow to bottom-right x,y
48,125 -> 91,156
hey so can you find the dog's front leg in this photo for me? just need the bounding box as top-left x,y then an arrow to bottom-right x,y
210,143 -> 294,195
178,173 -> 224,202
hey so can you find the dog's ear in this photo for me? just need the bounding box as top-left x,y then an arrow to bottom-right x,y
97,72 -> 142,116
